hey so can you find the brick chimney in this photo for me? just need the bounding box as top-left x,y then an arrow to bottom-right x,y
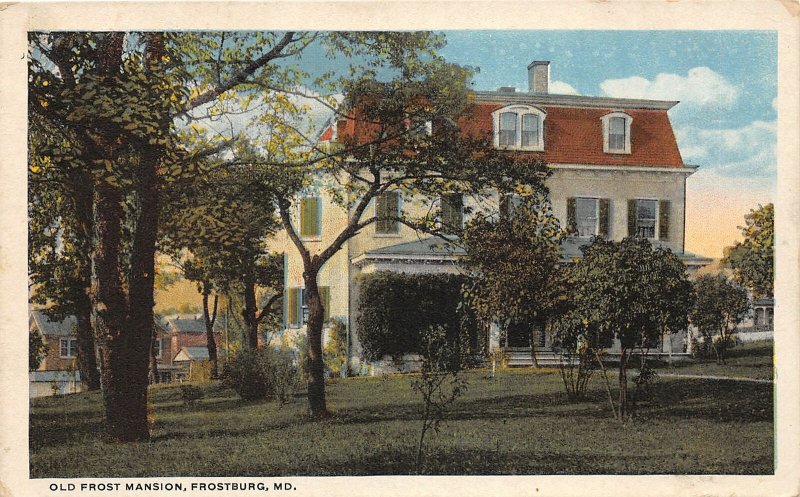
528,60 -> 550,94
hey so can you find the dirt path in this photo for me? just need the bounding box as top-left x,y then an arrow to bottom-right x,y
658,373 -> 773,384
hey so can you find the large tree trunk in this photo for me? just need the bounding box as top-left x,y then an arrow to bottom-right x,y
243,277 -> 259,350
92,183 -> 151,442
71,172 -> 101,391
202,291 -> 219,378
74,290 -> 100,390
303,270 -> 329,418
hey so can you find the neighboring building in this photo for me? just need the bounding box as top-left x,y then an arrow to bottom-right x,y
28,311 -> 82,397
735,296 -> 775,343
156,314 -> 224,381
281,60 -> 712,373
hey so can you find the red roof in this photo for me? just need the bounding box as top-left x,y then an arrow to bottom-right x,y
333,98 -> 685,168
459,102 -> 684,168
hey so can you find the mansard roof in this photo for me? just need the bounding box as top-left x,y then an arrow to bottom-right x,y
325,91 -> 686,169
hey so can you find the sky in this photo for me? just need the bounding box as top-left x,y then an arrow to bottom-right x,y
437,30 -> 777,259
190,30 -> 777,262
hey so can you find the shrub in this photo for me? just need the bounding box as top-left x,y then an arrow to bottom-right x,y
357,272 -> 480,362
179,384 -> 205,406
222,348 -> 301,402
324,319 -> 348,377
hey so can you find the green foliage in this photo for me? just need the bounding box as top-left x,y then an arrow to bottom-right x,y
411,325 -> 470,473
723,203 -> 774,298
323,319 -> 348,377
357,272 -> 479,362
221,348 -> 300,403
461,191 -> 565,330
690,274 -> 750,364
562,237 -> 694,420
29,328 -> 48,371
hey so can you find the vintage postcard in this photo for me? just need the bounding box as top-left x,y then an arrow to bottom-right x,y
1,2 -> 799,497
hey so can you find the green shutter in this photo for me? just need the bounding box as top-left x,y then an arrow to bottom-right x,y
287,287 -> 300,327
442,194 -> 463,231
627,199 -> 637,237
659,200 -> 671,241
301,197 -> 320,238
598,198 -> 610,238
376,192 -> 399,234
566,197 -> 577,235
319,286 -> 331,321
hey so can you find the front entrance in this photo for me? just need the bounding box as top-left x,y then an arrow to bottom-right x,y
502,320 -> 546,349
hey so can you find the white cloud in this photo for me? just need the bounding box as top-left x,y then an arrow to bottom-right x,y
600,67 -> 738,110
549,80 -> 580,95
675,120 -> 776,177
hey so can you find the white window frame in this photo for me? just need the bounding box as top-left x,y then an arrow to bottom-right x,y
601,111 -> 633,154
153,338 -> 162,359
59,337 -> 77,358
492,105 -> 546,151
634,198 -> 659,240
574,197 -> 600,238
374,190 -> 403,237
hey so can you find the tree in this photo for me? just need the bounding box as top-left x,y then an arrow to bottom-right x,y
723,203 -> 774,298
29,31 -> 327,441
29,327 -> 48,371
690,274 -> 749,364
566,237 -> 694,421
460,190 -> 565,366
30,31 -> 480,434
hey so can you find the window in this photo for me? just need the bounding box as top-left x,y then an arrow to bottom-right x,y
59,338 -> 77,358
634,199 -> 657,239
627,199 -> 670,240
300,197 -> 321,239
287,286 -> 331,328
521,114 -> 540,147
575,198 -> 598,237
153,338 -> 162,358
440,194 -> 464,232
376,191 -> 401,235
754,308 -> 764,327
601,111 -> 632,154
492,105 -> 546,151
499,112 -> 517,146
609,117 -> 626,151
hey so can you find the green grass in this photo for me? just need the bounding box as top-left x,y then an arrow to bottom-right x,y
649,340 -> 774,380
30,351 -> 774,477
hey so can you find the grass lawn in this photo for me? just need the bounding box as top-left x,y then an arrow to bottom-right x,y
30,344 -> 774,477
652,340 -> 774,380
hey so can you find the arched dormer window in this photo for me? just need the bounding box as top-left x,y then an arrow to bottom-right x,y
492,105 -> 546,151
601,111 -> 633,154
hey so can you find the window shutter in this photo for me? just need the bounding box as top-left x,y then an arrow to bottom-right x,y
319,286 -> 331,321
566,197 -> 577,234
377,192 -> 399,234
287,288 -> 300,327
598,199 -> 610,238
301,198 -> 320,238
659,200 -> 670,241
627,199 -> 637,237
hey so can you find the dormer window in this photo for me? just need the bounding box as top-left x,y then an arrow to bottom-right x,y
601,111 -> 632,154
493,105 -> 546,151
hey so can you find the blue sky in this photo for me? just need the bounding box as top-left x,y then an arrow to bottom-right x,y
267,30 -> 777,257
440,30 -> 777,180
434,31 -> 777,257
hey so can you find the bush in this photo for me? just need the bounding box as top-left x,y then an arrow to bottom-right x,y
357,272 -> 480,361
222,348 -> 301,402
324,319 -> 348,377
179,384 -> 205,406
